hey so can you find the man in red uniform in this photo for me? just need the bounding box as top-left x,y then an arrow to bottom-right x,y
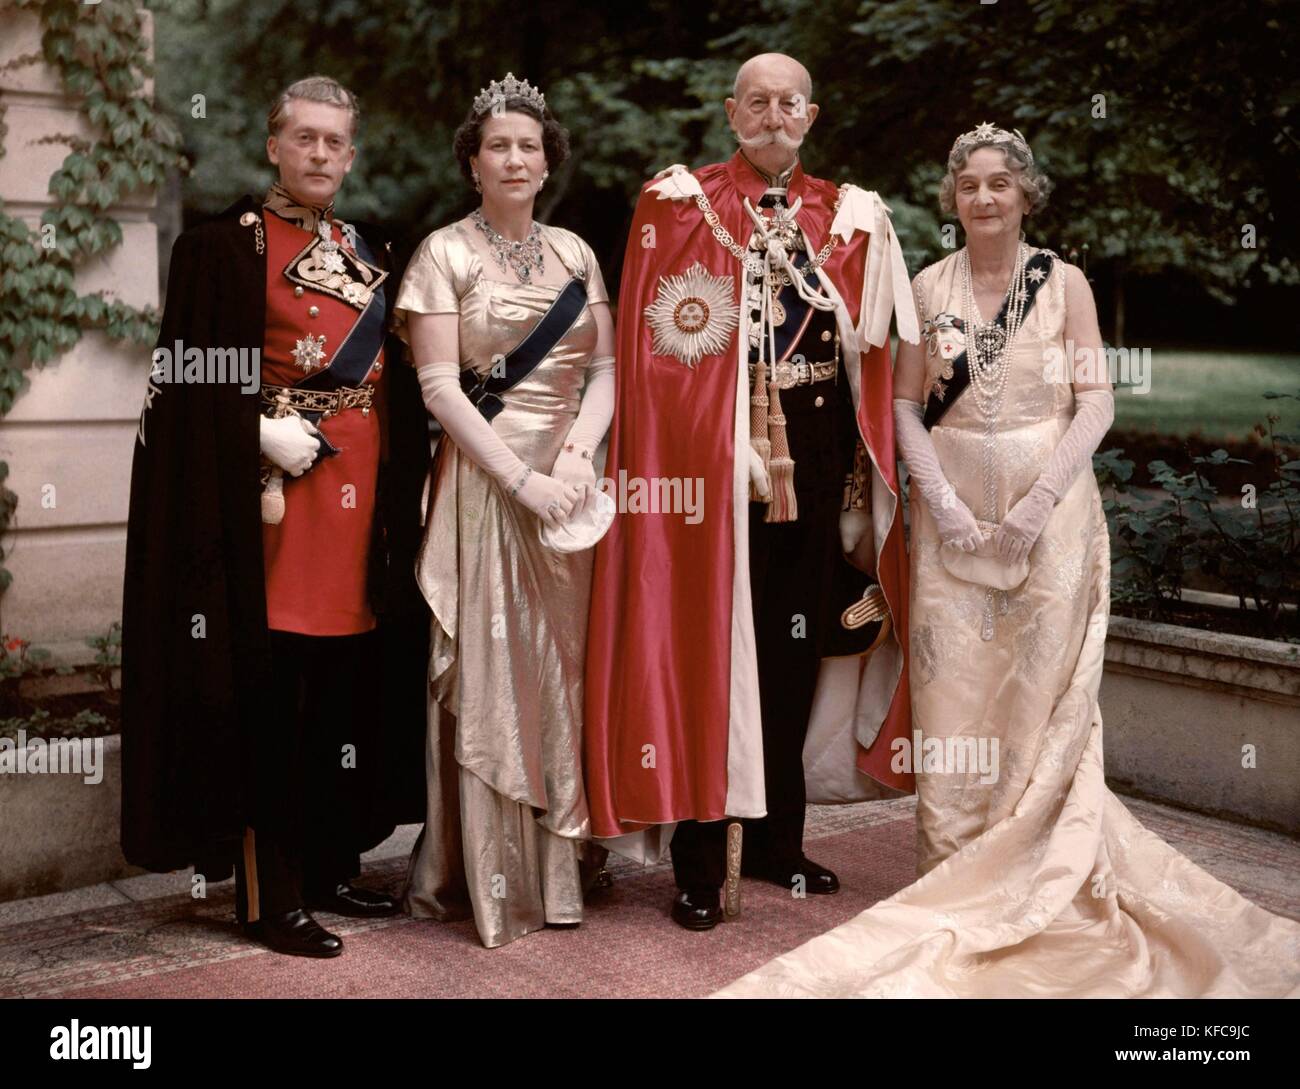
585,54 -> 920,929
122,77 -> 430,957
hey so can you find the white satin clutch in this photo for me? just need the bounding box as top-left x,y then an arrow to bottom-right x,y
939,520 -> 1029,590
539,489 -> 616,553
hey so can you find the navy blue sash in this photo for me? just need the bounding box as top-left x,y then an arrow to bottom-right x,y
298,230 -> 387,393
461,276 -> 587,421
923,250 -> 1053,430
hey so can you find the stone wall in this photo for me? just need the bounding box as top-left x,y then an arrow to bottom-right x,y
0,8 -> 157,663
1101,616 -> 1300,836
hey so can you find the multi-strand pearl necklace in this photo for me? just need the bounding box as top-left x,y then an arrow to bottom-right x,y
961,242 -> 1029,423
959,242 -> 1030,639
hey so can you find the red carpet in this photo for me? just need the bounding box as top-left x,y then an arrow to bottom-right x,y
5,798 -> 1295,999
10,809 -> 915,999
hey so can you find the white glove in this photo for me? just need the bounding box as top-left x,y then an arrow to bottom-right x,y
416,358 -> 531,478
839,508 -> 871,553
417,361 -> 585,527
748,444 -> 772,501
515,469 -> 580,528
993,388 -> 1114,563
259,414 -> 320,477
551,448 -> 596,516
553,353 -> 614,518
893,399 -> 982,552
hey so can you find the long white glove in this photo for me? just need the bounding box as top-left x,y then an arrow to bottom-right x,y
994,388 -> 1114,563
417,360 -> 578,527
840,508 -> 871,553
747,443 -> 772,501
552,355 -> 614,517
259,414 -> 320,477
893,399 -> 982,552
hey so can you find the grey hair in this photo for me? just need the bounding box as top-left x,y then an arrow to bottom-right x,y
268,75 -> 360,138
939,140 -> 1052,216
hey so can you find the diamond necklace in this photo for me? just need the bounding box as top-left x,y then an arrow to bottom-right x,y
471,208 -> 545,283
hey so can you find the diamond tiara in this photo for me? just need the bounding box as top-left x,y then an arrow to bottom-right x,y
471,72 -> 546,118
949,121 -> 1034,166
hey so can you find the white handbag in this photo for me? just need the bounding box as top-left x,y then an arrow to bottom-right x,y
538,489 -> 616,553
939,520 -> 1029,590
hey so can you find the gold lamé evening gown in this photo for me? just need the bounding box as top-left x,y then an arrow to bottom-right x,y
717,247 -> 1300,997
393,221 -> 606,948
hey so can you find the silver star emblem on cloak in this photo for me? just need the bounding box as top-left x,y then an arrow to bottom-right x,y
1027,266 -> 1046,283
292,333 -> 328,372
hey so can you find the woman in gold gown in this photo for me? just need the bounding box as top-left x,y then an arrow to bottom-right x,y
393,75 -> 615,948
717,124 -> 1300,997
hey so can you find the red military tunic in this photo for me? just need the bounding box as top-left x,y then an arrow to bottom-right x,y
260,209 -> 385,635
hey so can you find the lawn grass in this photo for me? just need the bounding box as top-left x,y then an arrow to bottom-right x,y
1112,350 -> 1300,441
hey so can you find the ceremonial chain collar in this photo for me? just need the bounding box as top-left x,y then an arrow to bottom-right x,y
471,208 -> 545,283
692,182 -> 847,278
264,182 -> 338,238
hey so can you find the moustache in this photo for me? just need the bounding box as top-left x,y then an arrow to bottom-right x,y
734,128 -> 804,152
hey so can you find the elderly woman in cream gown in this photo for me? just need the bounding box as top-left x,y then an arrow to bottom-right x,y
393,80 -> 615,948
717,124 -> 1300,998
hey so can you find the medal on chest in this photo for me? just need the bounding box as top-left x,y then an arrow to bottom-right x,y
291,332 -> 328,373
745,200 -> 808,346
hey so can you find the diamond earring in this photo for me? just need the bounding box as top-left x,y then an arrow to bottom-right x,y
539,170 -> 549,190
472,169 -> 482,193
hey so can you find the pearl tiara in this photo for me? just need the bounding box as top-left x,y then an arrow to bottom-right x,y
949,121 -> 1034,166
472,72 -> 547,118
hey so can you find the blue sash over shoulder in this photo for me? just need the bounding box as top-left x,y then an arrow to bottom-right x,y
923,250 -> 1054,431
461,276 -> 587,422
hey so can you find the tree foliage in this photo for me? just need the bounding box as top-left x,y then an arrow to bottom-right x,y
150,0 -> 1297,300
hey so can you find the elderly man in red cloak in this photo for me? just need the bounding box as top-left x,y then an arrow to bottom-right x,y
585,53 -> 921,930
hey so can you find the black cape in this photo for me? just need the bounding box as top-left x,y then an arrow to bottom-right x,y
120,196 -> 430,876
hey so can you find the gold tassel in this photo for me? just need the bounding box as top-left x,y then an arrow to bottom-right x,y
261,469 -> 286,524
748,359 -> 772,501
764,380 -> 797,522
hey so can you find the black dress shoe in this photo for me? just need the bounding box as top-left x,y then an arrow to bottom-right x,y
244,909 -> 343,958
671,888 -> 723,931
305,882 -> 401,918
742,856 -> 840,895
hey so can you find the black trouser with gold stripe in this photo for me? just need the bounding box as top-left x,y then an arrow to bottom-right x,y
234,629 -> 376,923
670,374 -> 860,892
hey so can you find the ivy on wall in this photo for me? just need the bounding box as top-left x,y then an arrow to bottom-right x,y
0,0 -> 185,596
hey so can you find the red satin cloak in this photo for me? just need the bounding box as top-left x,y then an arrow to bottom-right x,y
584,152 -> 912,838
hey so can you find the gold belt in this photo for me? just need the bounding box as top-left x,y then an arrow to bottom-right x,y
749,358 -> 837,390
261,382 -> 373,418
